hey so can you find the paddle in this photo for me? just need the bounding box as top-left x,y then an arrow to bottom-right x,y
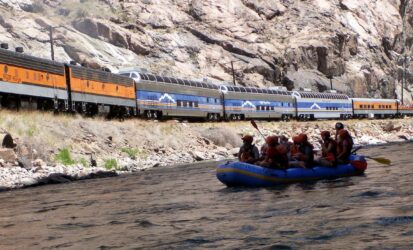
364,156 -> 391,165
351,146 -> 390,165
250,120 -> 266,140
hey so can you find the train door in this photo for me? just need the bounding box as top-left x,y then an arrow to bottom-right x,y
64,65 -> 72,111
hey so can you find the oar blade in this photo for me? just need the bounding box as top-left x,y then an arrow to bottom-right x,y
366,156 -> 391,165
372,157 -> 391,165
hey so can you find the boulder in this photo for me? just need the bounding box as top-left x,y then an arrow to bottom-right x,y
0,148 -> 17,163
2,133 -> 16,148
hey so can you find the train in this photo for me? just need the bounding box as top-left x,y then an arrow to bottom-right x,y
1,44 -> 413,120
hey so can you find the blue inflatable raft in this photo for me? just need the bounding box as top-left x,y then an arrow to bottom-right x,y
216,155 -> 367,187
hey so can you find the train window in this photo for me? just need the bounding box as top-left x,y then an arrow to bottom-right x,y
195,102 -> 199,108
232,86 -> 240,92
177,100 -> 182,107
154,75 -> 163,82
256,88 -> 262,93
162,77 -> 171,83
256,106 -> 260,111
238,87 -> 245,92
170,78 -> 178,84
147,74 -> 156,81
270,106 -> 274,111
188,81 -> 195,87
200,82 -> 207,88
176,79 -> 184,85
245,88 -> 251,93
195,82 -> 202,88
251,88 -> 257,93
227,86 -> 234,91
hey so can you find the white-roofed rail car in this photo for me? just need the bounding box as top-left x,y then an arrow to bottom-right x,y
123,71 -> 223,121
222,85 -> 295,121
351,98 -> 398,118
0,45 -> 68,110
292,91 -> 352,120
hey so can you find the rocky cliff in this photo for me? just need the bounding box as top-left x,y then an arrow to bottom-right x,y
0,0 -> 412,101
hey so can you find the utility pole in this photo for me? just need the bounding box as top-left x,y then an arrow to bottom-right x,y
49,26 -> 54,61
231,61 -> 236,86
402,54 -> 407,105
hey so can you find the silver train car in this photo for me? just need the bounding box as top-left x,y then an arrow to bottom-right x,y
122,71 -> 223,120
221,85 -> 295,120
292,91 -> 353,120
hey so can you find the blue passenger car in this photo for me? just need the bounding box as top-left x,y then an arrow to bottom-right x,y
292,91 -> 352,120
222,85 -> 295,120
122,71 -> 223,120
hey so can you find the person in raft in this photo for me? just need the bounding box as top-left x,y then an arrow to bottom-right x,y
335,122 -> 354,146
238,134 -> 260,164
288,133 -> 314,168
259,135 -> 289,169
336,129 -> 354,164
315,131 -> 337,167
279,135 -> 293,160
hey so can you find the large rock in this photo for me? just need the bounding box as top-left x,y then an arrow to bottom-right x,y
0,148 -> 17,163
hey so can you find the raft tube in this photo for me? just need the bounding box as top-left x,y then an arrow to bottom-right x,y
216,155 -> 367,187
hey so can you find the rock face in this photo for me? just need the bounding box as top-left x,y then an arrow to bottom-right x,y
0,0 -> 412,101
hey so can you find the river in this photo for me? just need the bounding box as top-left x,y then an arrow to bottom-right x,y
0,142 -> 412,249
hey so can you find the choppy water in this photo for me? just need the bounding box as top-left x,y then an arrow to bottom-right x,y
0,142 -> 413,249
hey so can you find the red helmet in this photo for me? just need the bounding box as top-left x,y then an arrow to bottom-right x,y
338,129 -> 350,139
293,133 -> 308,143
242,135 -> 254,144
321,131 -> 330,138
266,135 -> 279,146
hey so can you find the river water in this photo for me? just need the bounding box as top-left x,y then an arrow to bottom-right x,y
0,142 -> 412,249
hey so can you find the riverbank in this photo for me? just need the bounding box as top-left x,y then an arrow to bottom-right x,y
0,110 -> 412,190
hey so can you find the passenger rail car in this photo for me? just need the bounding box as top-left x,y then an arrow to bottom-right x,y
399,104 -> 413,116
125,72 -> 223,120
0,47 -> 68,110
68,65 -> 136,116
351,98 -> 398,118
221,86 -> 295,120
292,91 -> 352,120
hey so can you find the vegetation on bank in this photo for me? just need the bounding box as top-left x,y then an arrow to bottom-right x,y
0,110 -> 412,170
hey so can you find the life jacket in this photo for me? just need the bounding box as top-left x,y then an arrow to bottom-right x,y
266,145 -> 289,169
322,139 -> 337,162
290,144 -> 299,156
240,144 -> 256,162
337,137 -> 353,159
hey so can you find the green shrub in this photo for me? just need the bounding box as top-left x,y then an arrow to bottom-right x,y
104,159 -> 118,170
55,148 -> 76,166
121,147 -> 138,159
79,158 -> 89,168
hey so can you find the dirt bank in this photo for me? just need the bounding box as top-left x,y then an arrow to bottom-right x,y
0,110 -> 412,190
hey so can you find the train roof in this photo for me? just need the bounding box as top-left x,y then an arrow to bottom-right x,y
292,91 -> 349,100
224,85 -> 291,95
0,48 -> 65,75
137,72 -> 219,90
350,97 -> 397,102
69,64 -> 134,86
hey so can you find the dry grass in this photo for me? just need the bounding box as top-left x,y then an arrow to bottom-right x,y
1,110 -> 412,165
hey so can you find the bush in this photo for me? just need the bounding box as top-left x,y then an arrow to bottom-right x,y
121,147 -> 138,159
79,158 -> 89,167
55,148 -> 76,166
104,159 -> 118,170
